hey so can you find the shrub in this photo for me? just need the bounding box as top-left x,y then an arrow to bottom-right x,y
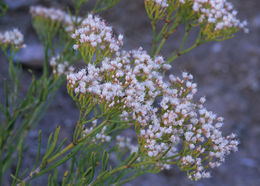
0,0 -> 247,185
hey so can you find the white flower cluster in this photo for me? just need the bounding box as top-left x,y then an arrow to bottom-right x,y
67,46 -> 238,180
30,6 -> 80,33
83,120 -> 111,143
30,6 -> 64,22
0,28 -> 26,50
71,14 -> 123,53
64,7 -> 241,179
67,48 -> 168,109
139,71 -> 239,179
49,55 -> 74,76
179,0 -> 248,33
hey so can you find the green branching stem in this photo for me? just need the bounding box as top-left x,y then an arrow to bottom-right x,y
43,40 -> 50,80
115,171 -> 145,185
151,21 -> 157,57
167,28 -> 205,63
91,153 -> 140,185
150,15 -> 180,58
18,120 -> 108,185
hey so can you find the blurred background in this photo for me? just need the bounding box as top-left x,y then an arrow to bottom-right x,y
0,0 -> 259,185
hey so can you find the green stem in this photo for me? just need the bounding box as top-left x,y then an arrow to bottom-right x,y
152,17 -> 180,57
180,25 -> 191,52
154,38 -> 166,56
167,42 -> 198,63
116,170 -> 145,185
92,153 -> 139,185
94,0 -> 101,11
151,21 -> 157,57
48,120 -> 107,165
19,121 -> 107,185
167,28 -> 204,63
43,42 -> 49,79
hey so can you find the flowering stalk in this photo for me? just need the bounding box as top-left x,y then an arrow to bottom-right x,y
93,0 -> 120,13
145,0 -> 248,62
0,28 -> 64,186
1,2 -> 121,185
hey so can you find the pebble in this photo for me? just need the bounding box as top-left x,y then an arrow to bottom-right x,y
252,14 -> 260,28
240,158 -> 257,168
16,42 -> 44,68
211,43 -> 222,53
4,0 -> 39,10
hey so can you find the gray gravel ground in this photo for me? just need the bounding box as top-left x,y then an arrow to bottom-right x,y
1,0 -> 260,185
